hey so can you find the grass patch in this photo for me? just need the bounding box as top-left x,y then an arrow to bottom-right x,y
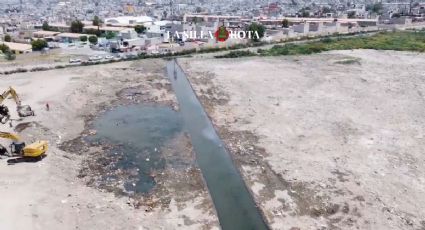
215,50 -> 257,58
263,31 -> 425,56
215,31 -> 425,58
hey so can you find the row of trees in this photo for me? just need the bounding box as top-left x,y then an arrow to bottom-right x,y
79,35 -> 98,44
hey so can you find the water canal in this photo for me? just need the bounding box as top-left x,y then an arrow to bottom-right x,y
167,60 -> 268,230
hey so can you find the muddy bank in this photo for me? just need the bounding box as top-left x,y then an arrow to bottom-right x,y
180,50 -> 425,230
0,59 -> 218,229
59,59 -> 219,228
180,64 -> 341,228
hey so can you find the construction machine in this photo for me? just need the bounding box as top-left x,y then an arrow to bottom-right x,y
0,87 -> 35,124
0,131 -> 48,160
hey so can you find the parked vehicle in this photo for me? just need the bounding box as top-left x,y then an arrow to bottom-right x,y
69,58 -> 82,63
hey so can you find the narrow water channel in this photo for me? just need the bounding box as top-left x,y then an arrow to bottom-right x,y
167,60 -> 269,230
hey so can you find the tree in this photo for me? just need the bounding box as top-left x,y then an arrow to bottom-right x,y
70,20 -> 84,33
282,19 -> 289,28
298,7 -> 310,17
31,39 -> 48,51
93,16 -> 102,26
80,35 -> 88,42
4,34 -> 11,42
5,52 -> 16,61
0,44 -> 10,53
347,11 -> 356,18
367,3 -> 383,14
248,22 -> 265,42
134,25 -> 146,34
88,35 -> 98,44
322,7 -> 332,14
392,13 -> 401,18
299,10 -> 310,17
42,21 -> 50,31
0,44 -> 14,61
105,31 -> 116,39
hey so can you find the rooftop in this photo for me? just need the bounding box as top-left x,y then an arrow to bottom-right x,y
1,41 -> 32,51
33,30 -> 61,37
105,16 -> 154,25
84,26 -> 127,32
57,33 -> 92,39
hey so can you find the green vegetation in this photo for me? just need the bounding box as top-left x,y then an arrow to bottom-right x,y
4,34 -> 11,42
31,39 -> 48,51
282,19 -> 289,28
42,21 -> 50,31
93,16 -> 102,26
247,22 -> 265,42
298,7 -> 310,17
216,31 -> 425,59
70,20 -> 84,33
366,3 -> 383,14
5,52 -> 16,61
262,31 -> 425,56
347,11 -> 356,19
88,35 -> 98,44
322,6 -> 332,14
134,25 -> 146,34
105,31 -> 116,39
215,50 -> 257,58
0,43 -> 15,61
0,44 -> 9,53
80,35 -> 88,42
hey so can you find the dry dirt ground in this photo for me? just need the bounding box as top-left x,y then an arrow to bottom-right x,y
181,50 -> 425,230
0,59 -> 218,230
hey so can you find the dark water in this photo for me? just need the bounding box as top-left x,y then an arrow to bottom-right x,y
90,105 -> 183,193
167,60 -> 269,230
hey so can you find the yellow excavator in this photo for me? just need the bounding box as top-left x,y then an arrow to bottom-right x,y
0,87 -> 35,124
0,131 -> 48,161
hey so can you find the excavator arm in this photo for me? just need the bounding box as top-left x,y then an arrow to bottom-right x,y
0,87 -> 34,123
0,131 -> 21,141
0,87 -> 22,105
7,87 -> 22,106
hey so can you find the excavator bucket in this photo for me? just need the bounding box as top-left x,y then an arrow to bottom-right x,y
17,105 -> 34,117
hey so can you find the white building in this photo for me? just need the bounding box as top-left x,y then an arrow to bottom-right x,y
105,16 -> 154,26
120,29 -> 138,40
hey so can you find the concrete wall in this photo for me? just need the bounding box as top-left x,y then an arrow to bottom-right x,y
293,23 -> 309,33
390,17 -> 412,25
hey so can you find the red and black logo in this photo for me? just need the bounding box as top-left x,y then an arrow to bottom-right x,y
214,26 -> 229,42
